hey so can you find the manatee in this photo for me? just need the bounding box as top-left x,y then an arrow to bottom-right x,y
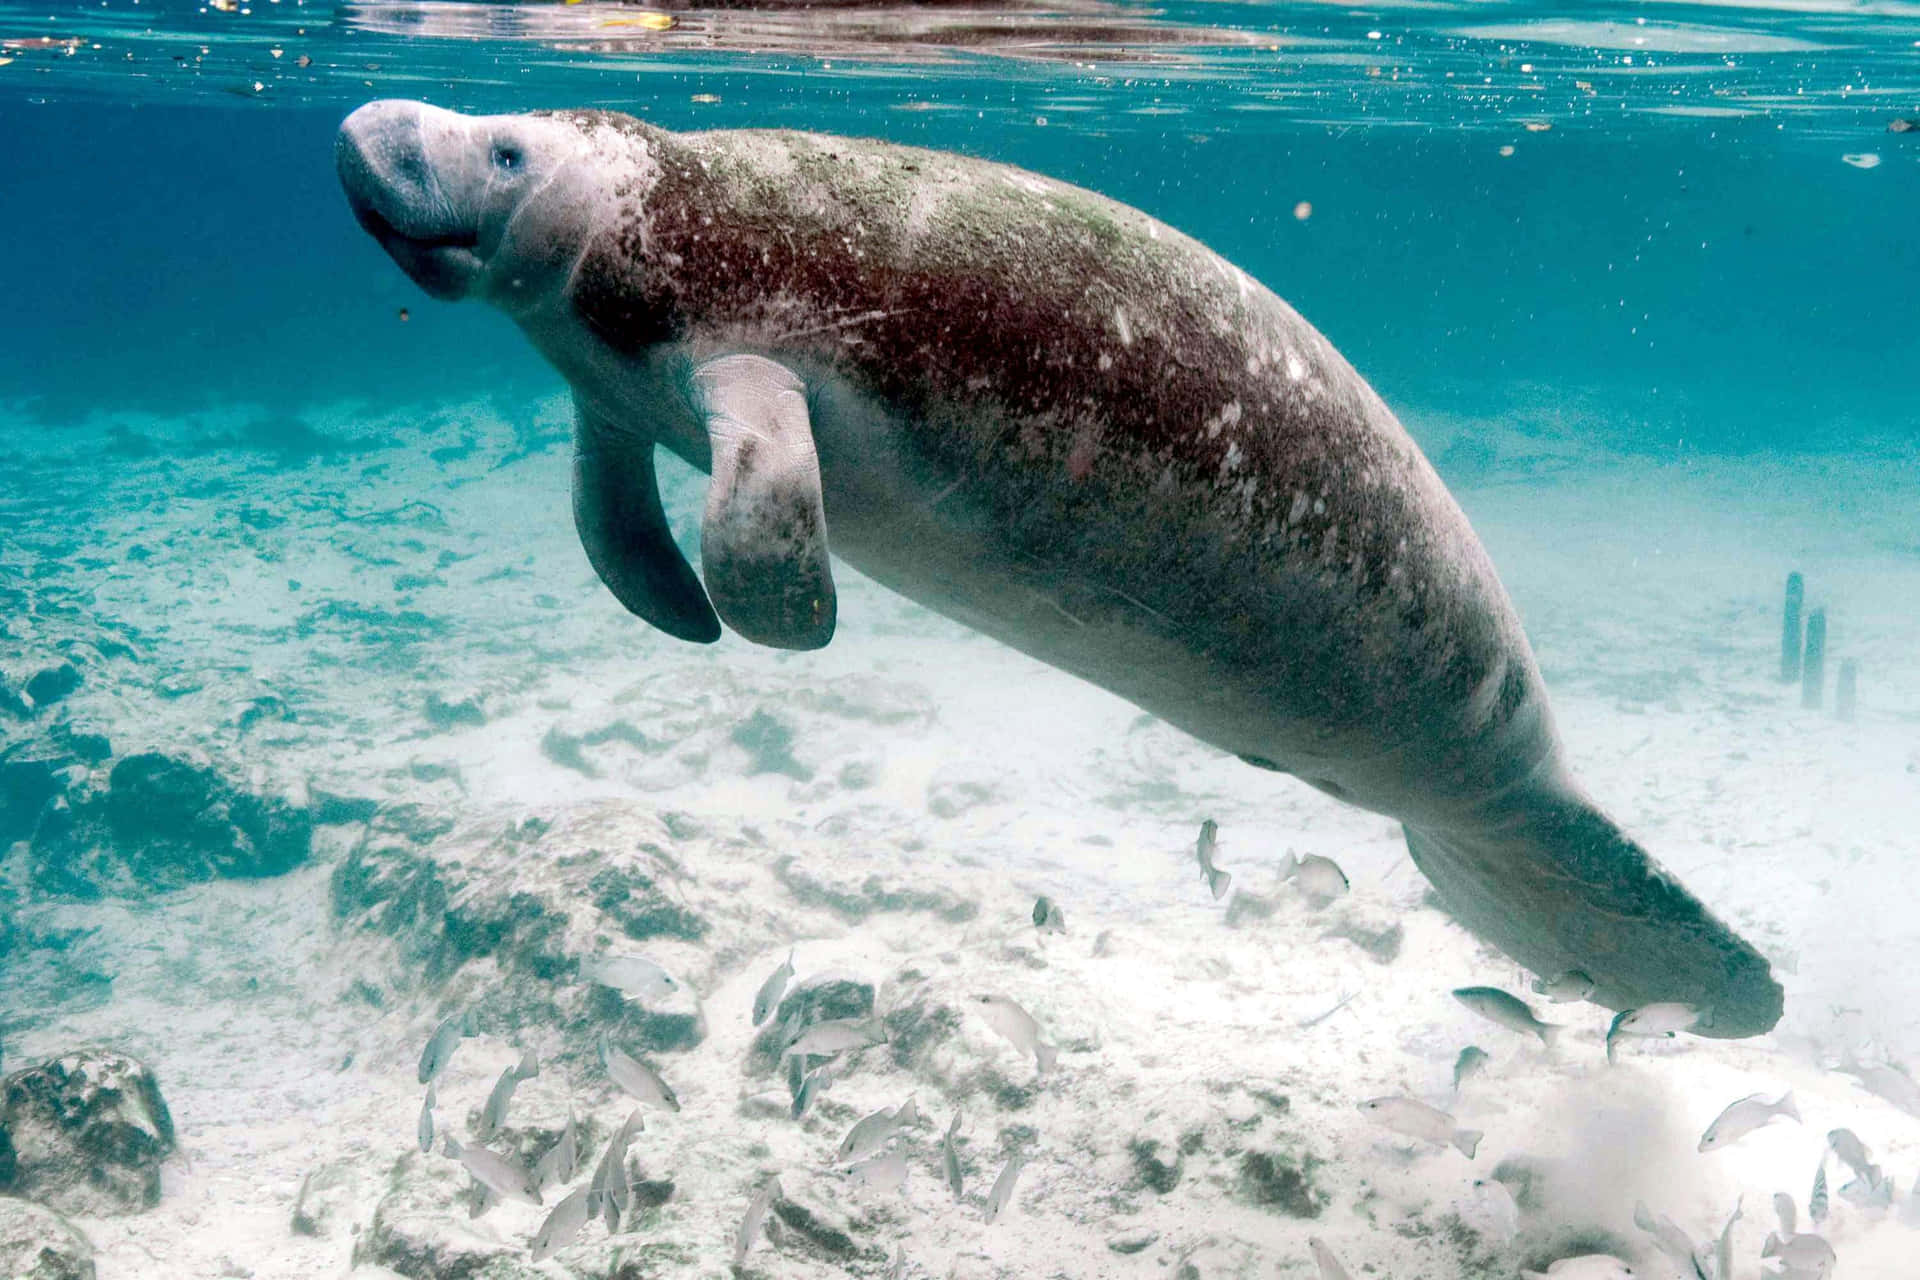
335,100 -> 1782,1036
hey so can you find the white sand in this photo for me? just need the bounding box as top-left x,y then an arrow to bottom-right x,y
1,394 -> 1916,1279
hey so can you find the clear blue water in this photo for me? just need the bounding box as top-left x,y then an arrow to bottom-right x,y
3,2 -> 1917,447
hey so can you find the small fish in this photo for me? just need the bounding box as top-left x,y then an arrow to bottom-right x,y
1308,1237 -> 1353,1280
1761,1231 -> 1836,1273
600,1033 -> 680,1112
1809,1162 -> 1829,1225
792,1061 -> 837,1120
838,1096 -> 918,1164
751,948 -> 795,1026
1281,851 -> 1349,903
1358,1097 -> 1482,1157
1614,1003 -> 1703,1037
1633,1200 -> 1697,1274
417,1010 -> 471,1084
534,1106 -> 579,1189
513,1047 -> 538,1080
1828,1128 -> 1879,1185
1452,1046 -> 1491,1098
1714,1196 -> 1742,1280
479,1065 -> 524,1139
1891,117 -> 1920,132
942,1111 -> 964,1199
973,994 -> 1059,1073
1839,1172 -> 1892,1209
1453,987 -> 1560,1047
891,1245 -> 907,1279
1698,1091 -> 1799,1152
1471,1177 -> 1521,1244
985,1151 -> 1027,1223
1032,895 -> 1067,934
781,1017 -> 887,1061
529,1186 -> 590,1261
580,952 -> 681,1004
586,1109 -> 644,1229
417,1084 -> 436,1154
1839,1059 -> 1920,1117
1521,1257 -> 1636,1279
442,1135 -> 542,1206
1530,970 -> 1595,1004
1774,1191 -> 1797,1236
733,1175 -> 781,1266
846,1152 -> 910,1194
1195,819 -> 1231,899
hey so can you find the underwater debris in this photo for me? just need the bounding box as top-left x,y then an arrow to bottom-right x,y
1781,571 -> 1804,682
1841,152 -> 1881,168
1802,607 -> 1827,708
1032,894 -> 1067,933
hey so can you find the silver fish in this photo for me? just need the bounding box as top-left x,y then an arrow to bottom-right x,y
1308,1237 -> 1353,1280
417,1084 -> 436,1154
1615,1002 -> 1703,1036
587,1109 -> 643,1230
1839,1172 -> 1892,1209
417,1011 -> 471,1084
1828,1128 -> 1880,1186
985,1151 -> 1027,1223
846,1153 -> 910,1194
1453,987 -> 1560,1047
942,1111 -> 964,1199
1810,1162 -> 1829,1225
529,1186 -> 590,1262
479,1064 -> 525,1139
752,948 -> 796,1027
1195,819 -> 1231,899
1032,896 -> 1067,934
443,1135 -> 541,1206
733,1175 -> 781,1266
974,994 -> 1059,1073
1774,1191 -> 1797,1236
1358,1097 -> 1482,1157
1521,1257 -> 1635,1279
1452,1046 -> 1491,1097
1762,1231 -> 1836,1274
1531,970 -> 1596,1003
580,952 -> 681,1004
1698,1091 -> 1798,1152
781,1017 -> 888,1061
1281,852 -> 1349,903
1714,1196 -> 1742,1280
792,1061 -> 837,1120
534,1106 -> 579,1189
1634,1200 -> 1697,1274
838,1096 -> 918,1164
600,1034 -> 680,1112
891,1245 -> 907,1279
1840,1059 -> 1920,1117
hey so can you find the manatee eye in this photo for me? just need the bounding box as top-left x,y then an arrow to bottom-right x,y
492,143 -> 523,172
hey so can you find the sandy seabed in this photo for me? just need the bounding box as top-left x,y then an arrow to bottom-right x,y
1,393 -> 1916,1280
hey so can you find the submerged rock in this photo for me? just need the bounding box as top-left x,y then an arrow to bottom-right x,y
0,1196 -> 96,1280
25,749 -> 312,897
0,1049 -> 177,1216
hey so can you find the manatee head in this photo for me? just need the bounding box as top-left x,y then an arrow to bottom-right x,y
336,100 -> 637,310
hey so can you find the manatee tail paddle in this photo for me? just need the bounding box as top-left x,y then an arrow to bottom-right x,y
1404,797 -> 1782,1039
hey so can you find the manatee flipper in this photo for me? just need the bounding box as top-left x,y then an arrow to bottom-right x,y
1406,796 -> 1782,1038
572,402 -> 722,643
691,354 -> 837,651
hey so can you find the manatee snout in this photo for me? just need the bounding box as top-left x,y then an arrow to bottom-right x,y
336,100 -> 484,301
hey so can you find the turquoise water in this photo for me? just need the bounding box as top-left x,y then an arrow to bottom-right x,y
4,2 -> 1920,1278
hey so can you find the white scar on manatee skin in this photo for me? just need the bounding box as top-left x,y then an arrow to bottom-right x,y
336,100 -> 1783,1038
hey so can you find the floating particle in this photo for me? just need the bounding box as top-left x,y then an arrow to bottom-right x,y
1366,30 -> 1382,39
1520,62 -> 1533,72
296,54 -> 310,67
1035,116 -> 1048,126
398,308 -> 410,322
0,57 -> 11,66
269,46 -> 282,58
210,0 -> 237,11
1841,152 -> 1881,168
1523,120 -> 1551,132
1293,201 -> 1313,221
1889,118 -> 1918,132
690,93 -> 720,104
1498,144 -> 1516,157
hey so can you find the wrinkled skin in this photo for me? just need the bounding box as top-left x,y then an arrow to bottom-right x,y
336,100 -> 1782,1036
